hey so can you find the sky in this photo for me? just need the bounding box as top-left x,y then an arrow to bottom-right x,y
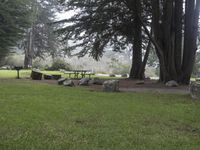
56,10 -> 75,20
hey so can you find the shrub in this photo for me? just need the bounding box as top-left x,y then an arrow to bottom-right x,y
47,59 -> 71,71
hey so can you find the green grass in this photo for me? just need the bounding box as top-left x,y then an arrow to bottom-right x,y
0,70 -> 121,79
0,80 -> 200,150
0,70 -> 64,78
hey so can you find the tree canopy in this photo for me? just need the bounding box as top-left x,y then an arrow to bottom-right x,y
0,0 -> 31,60
57,0 -> 200,84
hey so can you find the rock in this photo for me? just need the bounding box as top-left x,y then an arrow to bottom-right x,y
63,79 -> 75,87
165,80 -> 179,87
103,80 -> 119,92
58,78 -> 66,85
44,74 -> 53,80
190,81 -> 200,99
52,74 -> 62,80
121,74 -> 128,78
135,80 -> 145,85
31,69 -> 43,80
79,78 -> 90,86
90,78 -> 104,85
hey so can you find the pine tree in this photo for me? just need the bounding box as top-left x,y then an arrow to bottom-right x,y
0,0 -> 31,61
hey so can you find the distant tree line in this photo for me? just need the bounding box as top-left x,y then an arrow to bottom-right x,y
0,0 -> 59,68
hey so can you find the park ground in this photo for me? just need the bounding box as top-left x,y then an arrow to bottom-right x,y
0,70 -> 200,149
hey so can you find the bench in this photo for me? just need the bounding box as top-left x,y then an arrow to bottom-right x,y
64,70 -> 95,78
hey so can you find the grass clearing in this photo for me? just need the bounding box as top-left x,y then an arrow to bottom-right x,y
0,70 -> 121,79
0,79 -> 200,149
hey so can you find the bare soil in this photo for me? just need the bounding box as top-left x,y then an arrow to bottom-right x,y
1,78 -> 189,94
39,78 -> 189,94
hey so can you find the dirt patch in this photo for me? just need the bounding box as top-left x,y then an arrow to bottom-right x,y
87,79 -> 189,94
0,78 -> 189,94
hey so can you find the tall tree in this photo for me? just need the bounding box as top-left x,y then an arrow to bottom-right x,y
58,0 -> 200,84
181,0 -> 200,84
0,0 -> 31,61
57,0 -> 152,79
23,0 -> 58,68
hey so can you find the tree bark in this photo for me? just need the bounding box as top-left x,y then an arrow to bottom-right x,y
24,29 -> 33,68
181,0 -> 200,84
174,0 -> 183,77
138,39 -> 151,79
129,0 -> 142,79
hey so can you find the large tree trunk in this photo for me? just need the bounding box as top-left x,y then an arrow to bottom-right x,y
161,0 -> 177,81
138,40 -> 151,79
151,0 -> 169,82
24,29 -> 33,68
129,0 -> 142,79
174,0 -> 183,78
181,0 -> 200,84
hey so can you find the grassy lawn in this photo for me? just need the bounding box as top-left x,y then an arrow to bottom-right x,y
0,70 -> 64,78
0,80 -> 200,150
0,70 -> 120,79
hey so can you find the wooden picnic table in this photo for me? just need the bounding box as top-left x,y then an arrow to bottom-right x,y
64,70 -> 93,78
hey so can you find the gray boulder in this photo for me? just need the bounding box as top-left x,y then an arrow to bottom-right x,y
103,80 -> 119,92
90,78 -> 104,85
165,80 -> 179,87
63,79 -> 75,87
121,74 -> 128,78
190,82 -> 200,99
79,78 -> 90,86
58,78 -> 66,85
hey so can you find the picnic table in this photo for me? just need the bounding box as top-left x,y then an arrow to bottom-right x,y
64,70 -> 94,78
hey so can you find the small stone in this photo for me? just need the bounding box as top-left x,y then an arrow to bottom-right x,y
58,78 -> 66,85
44,74 -> 52,80
165,80 -> 179,87
121,74 -> 128,78
90,78 -> 104,85
63,79 -> 75,87
103,80 -> 119,92
52,74 -> 62,80
79,78 -> 90,86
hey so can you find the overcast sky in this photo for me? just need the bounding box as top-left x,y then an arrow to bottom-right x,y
56,10 -> 75,20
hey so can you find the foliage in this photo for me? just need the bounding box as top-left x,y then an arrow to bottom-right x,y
47,59 -> 71,71
0,80 -> 200,149
56,0 -> 137,60
23,0 -> 60,67
2,53 -> 24,67
109,57 -> 130,74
